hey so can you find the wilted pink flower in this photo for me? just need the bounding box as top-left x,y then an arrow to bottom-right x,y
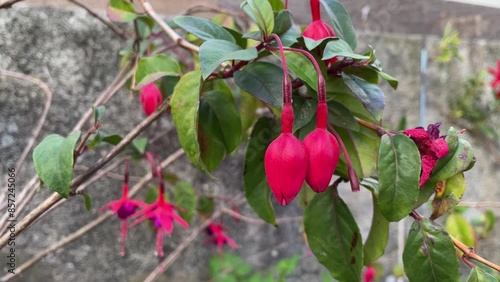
130,183 -> 189,258
404,122 -> 449,187
140,83 -> 163,116
205,222 -> 238,251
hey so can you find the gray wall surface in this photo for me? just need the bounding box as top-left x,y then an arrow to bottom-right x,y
0,5 -> 499,282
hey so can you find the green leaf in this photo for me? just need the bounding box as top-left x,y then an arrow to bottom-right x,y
320,0 -> 358,50
203,90 -> 242,152
268,0 -> 285,11
131,137 -> 148,155
83,192 -> 92,211
376,69 -> 398,90
240,91 -> 259,134
196,196 -> 215,215
445,212 -> 476,248
272,10 -> 293,35
430,139 -> 475,181
323,39 -> 369,61
344,66 -> 379,85
33,131 -> 81,198
364,193 -> 389,265
342,74 -> 385,121
272,51 -> 318,91
92,105 -> 105,124
234,62 -> 283,108
107,0 -> 137,22
403,219 -> 459,282
276,255 -> 300,277
174,181 -> 196,223
292,98 -> 317,132
171,71 -> 204,170
377,134 -> 421,221
174,16 -> 235,43
198,99 -> 227,171
243,0 -> 275,36
466,266 -> 498,282
430,172 -> 466,220
327,101 -> 360,131
102,134 -> 122,145
244,117 -> 277,225
135,54 -> 181,88
224,27 -> 248,49
280,25 -> 301,46
304,188 -> 363,281
199,40 -> 258,79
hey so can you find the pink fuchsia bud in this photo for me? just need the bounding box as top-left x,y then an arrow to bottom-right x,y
205,222 -> 238,251
265,103 -> 308,205
303,102 -> 340,192
364,265 -> 376,282
139,83 -> 163,116
303,20 -> 336,41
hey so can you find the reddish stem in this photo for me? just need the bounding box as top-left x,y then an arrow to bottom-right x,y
310,0 -> 321,21
327,123 -> 360,192
267,34 -> 291,104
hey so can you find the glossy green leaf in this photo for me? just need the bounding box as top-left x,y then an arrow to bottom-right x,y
466,266 -> 498,282
234,62 -> 283,108
320,0 -> 357,50
375,68 -> 398,90
272,50 -> 318,91
323,39 -> 369,61
171,71 -> 204,170
280,25 -> 301,46
328,101 -> 360,131
342,74 -> 385,121
199,40 -> 258,79
224,27 -> 248,49
174,181 -> 196,223
243,0 -> 275,36
240,91 -> 259,134
92,105 -> 105,124
430,139 -> 474,181
244,117 -> 277,225
174,16 -> 235,43
413,180 -> 437,209
445,213 -> 476,248
268,0 -> 285,11
403,219 -> 459,282
33,131 -> 81,198
83,192 -> 92,211
102,134 -> 122,145
305,188 -> 363,281
107,0 -> 137,22
344,66 -> 379,85
378,134 -> 421,221
364,193 -> 389,265
292,98 -> 317,132
135,54 -> 181,88
203,90 -> 242,152
198,98 -> 228,171
272,10 -> 293,35
131,137 -> 148,155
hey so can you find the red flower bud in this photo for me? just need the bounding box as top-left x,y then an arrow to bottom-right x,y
303,102 -> 340,192
364,265 -> 376,282
265,104 -> 308,205
139,83 -> 163,116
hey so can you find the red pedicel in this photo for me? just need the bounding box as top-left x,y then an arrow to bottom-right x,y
264,103 -> 308,205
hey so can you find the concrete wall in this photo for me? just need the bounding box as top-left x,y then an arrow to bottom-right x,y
0,5 -> 499,282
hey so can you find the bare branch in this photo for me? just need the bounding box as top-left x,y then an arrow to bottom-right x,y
138,0 -> 200,53
0,0 -> 24,9
67,0 -> 127,39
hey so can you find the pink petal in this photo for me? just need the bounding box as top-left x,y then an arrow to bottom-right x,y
431,138 -> 449,159
171,212 -> 190,229
420,155 -> 438,187
156,229 -> 164,258
120,220 -> 128,256
403,127 -> 429,142
158,212 -> 174,234
224,235 -> 238,249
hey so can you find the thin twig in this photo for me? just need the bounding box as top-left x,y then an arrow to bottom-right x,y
0,70 -> 52,204
0,149 -> 185,281
138,0 -> 200,53
0,0 -> 23,9
67,0 -> 127,39
0,100 -> 171,249
183,4 -> 247,18
221,208 -> 302,225
451,236 -> 500,272
74,165 -> 142,182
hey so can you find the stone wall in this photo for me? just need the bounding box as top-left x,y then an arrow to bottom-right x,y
0,5 -> 499,282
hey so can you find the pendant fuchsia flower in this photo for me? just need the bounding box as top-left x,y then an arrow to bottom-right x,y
205,222 -> 238,251
403,122 -> 449,187
303,0 -> 338,65
487,59 -> 500,98
99,162 -> 147,256
129,182 -> 189,258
